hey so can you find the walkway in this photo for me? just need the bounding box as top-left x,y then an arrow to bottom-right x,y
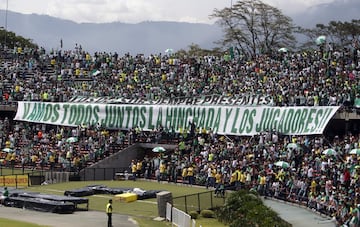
0,206 -> 139,227
263,198 -> 336,227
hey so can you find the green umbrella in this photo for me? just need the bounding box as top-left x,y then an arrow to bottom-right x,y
152,146 -> 166,153
92,70 -> 101,76
322,148 -> 337,156
349,149 -> 360,155
274,161 -> 290,168
316,35 -> 326,45
66,137 -> 78,143
354,97 -> 360,108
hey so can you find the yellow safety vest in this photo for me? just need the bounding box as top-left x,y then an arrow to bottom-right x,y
106,203 -> 112,214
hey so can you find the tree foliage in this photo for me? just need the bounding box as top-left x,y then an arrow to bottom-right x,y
0,29 -> 38,50
175,43 -> 224,58
210,0 -> 296,59
215,190 -> 291,227
297,19 -> 360,50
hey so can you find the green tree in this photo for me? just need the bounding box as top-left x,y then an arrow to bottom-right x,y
210,0 -> 296,59
0,29 -> 38,49
175,43 -> 224,58
215,190 -> 291,227
297,19 -> 360,50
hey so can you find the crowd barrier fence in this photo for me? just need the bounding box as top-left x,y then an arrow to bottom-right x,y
172,190 -> 226,213
166,202 -> 192,227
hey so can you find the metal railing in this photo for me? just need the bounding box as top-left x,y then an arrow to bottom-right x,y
81,167 -> 129,181
172,190 -> 226,213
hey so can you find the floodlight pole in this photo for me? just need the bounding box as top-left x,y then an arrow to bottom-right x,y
4,0 -> 8,50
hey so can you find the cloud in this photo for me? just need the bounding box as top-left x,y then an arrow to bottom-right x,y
262,0 -> 334,15
1,0 -> 337,24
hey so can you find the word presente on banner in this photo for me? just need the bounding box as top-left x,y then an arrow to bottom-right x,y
68,94 -> 273,106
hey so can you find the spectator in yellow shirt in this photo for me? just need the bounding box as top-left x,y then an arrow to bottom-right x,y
31,154 -> 38,170
49,153 -> 55,171
187,165 -> 195,185
136,161 -> 143,178
10,152 -> 16,169
159,162 -> 166,181
310,179 -> 317,196
131,160 -> 137,181
215,171 -> 224,197
182,166 -> 188,184
215,171 -> 222,187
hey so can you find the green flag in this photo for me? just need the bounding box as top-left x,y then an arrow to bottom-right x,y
229,47 -> 234,59
355,97 -> 360,108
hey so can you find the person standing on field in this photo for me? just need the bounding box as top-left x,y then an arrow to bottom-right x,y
106,199 -> 113,227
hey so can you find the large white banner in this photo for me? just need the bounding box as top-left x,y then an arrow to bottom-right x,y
14,101 -> 340,136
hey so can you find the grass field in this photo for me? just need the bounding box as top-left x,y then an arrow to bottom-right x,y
0,218 -> 48,227
0,168 -> 227,227
27,180 -> 226,227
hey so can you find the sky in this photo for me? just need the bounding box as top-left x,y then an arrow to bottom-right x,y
0,0 -> 334,24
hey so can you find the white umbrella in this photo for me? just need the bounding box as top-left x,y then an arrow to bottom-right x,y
322,148 -> 337,156
278,47 -> 288,53
274,161 -> 290,168
66,137 -> 78,143
349,149 -> 360,155
286,143 -> 298,150
2,148 -> 12,153
165,48 -> 174,55
316,35 -> 326,45
152,146 -> 166,153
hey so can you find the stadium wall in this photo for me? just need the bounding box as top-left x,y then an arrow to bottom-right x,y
79,143 -> 177,180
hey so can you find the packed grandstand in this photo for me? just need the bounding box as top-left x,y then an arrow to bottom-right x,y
0,44 -> 360,226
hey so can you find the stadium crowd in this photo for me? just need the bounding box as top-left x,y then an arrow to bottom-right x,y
0,43 -> 360,226
0,44 -> 359,107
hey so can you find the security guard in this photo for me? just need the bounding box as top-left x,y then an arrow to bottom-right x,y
106,199 -> 113,227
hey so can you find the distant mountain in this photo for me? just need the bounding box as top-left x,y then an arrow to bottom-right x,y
0,0 -> 358,55
0,10 -> 223,55
291,0 -> 360,27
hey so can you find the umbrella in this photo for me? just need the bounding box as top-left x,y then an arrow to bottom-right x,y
2,148 -> 12,153
66,137 -> 78,143
274,161 -> 290,168
152,147 -> 166,153
316,35 -> 326,45
322,148 -> 337,156
286,143 -> 298,150
92,70 -> 101,76
278,47 -> 288,53
165,48 -> 174,54
349,149 -> 360,155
